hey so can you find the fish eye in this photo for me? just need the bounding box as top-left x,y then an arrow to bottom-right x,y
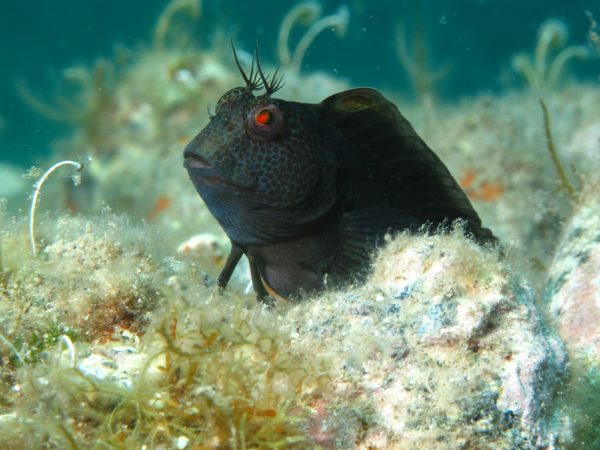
245,104 -> 283,141
255,109 -> 272,125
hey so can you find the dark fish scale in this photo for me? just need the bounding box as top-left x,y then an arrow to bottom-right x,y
184,75 -> 495,302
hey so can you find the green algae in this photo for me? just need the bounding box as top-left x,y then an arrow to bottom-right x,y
0,212 -> 334,449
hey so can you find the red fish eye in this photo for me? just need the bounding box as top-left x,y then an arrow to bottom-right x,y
255,109 -> 272,125
246,104 -> 283,141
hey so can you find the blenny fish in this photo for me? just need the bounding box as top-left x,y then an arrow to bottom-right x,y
184,46 -> 495,303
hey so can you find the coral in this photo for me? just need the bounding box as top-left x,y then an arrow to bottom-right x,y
0,213 -> 574,448
406,84 -> 600,281
546,180 -> 600,361
0,164 -> 27,209
4,304 -> 331,448
459,169 -> 504,202
512,18 -> 589,94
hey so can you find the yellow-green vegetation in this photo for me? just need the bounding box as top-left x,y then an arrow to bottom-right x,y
395,0 -> 450,105
0,212 -> 578,448
539,99 -> 577,199
2,300 -> 331,449
153,0 -> 202,49
1,214 -> 164,336
0,212 -> 333,449
512,18 -> 589,94
276,1 -> 349,74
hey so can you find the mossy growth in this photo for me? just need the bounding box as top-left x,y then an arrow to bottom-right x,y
2,291 -> 332,448
10,322 -> 79,366
0,212 -> 164,348
0,212 -> 333,448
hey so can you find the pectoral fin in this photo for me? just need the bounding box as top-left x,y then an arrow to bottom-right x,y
332,205 -> 418,279
217,241 -> 244,290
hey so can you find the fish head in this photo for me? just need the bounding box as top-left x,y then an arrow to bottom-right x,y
184,85 -> 338,244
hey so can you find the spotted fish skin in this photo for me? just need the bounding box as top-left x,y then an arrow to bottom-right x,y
184,83 -> 495,302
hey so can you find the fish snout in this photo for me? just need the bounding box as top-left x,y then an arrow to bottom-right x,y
183,149 -> 213,170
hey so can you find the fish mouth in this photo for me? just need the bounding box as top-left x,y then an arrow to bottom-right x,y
184,151 -> 213,170
184,151 -> 249,188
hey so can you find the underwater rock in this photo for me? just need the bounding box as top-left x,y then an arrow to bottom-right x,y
0,214 -> 165,345
0,214 -> 572,448
287,230 -> 569,448
546,182 -> 600,362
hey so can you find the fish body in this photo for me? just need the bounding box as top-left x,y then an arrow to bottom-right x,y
184,56 -> 494,302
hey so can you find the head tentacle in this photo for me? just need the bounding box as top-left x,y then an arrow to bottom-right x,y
254,41 -> 285,97
231,40 -> 263,92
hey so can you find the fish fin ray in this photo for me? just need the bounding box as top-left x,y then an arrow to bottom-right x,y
331,205 -> 417,279
320,88 -> 486,233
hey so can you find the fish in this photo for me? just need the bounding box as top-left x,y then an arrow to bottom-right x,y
183,45 -> 496,304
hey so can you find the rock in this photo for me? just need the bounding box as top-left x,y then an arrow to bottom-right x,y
288,230 -> 569,448
546,182 -> 600,362
0,217 -> 573,448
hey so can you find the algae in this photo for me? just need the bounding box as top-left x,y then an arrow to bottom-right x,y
512,18 -> 590,95
1,2 -> 599,448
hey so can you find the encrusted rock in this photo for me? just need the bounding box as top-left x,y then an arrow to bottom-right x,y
288,230 -> 569,448
546,182 -> 600,362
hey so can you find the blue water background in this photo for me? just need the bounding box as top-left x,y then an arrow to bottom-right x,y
0,0 -> 596,168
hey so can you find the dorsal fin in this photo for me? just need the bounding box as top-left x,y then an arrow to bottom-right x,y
320,88 -> 491,240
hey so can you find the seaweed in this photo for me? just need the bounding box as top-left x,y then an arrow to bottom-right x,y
153,0 -> 202,50
586,11 -> 600,54
16,58 -> 120,155
539,100 -> 577,199
395,0 -> 450,104
3,290 -> 332,448
277,2 -> 349,74
29,159 -> 87,255
512,18 -> 589,94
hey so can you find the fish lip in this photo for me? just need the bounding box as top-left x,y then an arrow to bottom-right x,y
183,151 -> 213,170
184,150 -> 253,189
